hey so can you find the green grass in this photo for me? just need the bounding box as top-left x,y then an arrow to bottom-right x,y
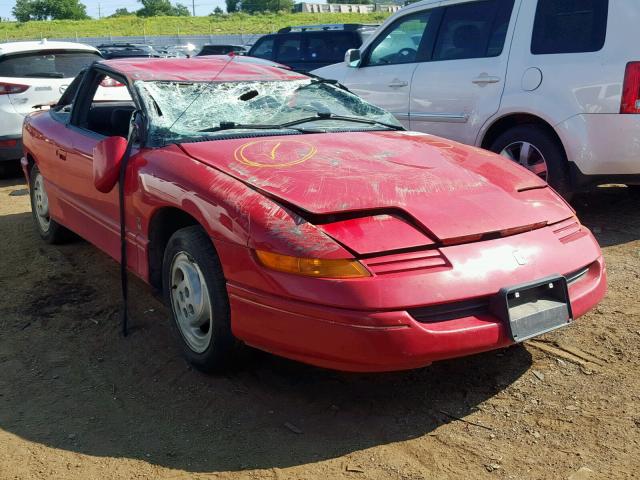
0,12 -> 391,41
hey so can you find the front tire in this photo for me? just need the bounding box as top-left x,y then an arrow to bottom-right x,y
29,165 -> 71,244
162,225 -> 236,372
489,125 -> 571,197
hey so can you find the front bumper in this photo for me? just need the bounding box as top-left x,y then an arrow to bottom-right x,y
228,256 -> 607,372
0,136 -> 23,162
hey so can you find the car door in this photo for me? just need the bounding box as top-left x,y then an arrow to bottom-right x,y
57,69 -> 137,264
409,0 -> 518,146
341,8 -> 443,127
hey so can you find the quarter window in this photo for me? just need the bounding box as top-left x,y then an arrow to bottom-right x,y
367,11 -> 434,66
432,0 -> 515,61
531,0 -> 609,55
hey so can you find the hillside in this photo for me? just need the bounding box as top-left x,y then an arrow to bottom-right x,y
0,12 -> 391,41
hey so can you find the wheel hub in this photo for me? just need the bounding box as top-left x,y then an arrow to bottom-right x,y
33,173 -> 51,232
170,252 -> 213,353
500,141 -> 549,181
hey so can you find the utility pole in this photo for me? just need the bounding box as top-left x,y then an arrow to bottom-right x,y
98,3 -> 101,18
192,0 -> 195,16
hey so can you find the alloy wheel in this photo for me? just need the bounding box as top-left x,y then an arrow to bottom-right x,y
500,141 -> 549,181
169,251 -> 213,354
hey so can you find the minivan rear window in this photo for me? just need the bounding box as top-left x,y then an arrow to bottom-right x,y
0,50 -> 101,78
531,0 -> 609,55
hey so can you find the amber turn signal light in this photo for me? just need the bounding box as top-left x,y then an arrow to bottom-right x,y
255,250 -> 371,278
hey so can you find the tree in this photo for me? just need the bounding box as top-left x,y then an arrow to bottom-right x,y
13,0 -> 33,21
172,2 -> 190,15
137,0 -> 170,16
13,0 -> 88,21
136,0 -> 190,16
212,6 -> 223,14
110,7 -> 133,16
239,0 -> 293,13
327,0 -> 371,3
225,0 -> 239,13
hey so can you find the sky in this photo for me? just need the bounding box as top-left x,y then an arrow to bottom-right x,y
0,0 -> 266,19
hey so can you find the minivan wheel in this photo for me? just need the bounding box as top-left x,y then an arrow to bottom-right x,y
29,165 -> 71,244
162,225 -> 236,372
490,125 -> 571,197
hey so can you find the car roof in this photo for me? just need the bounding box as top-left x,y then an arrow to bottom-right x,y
99,55 -> 306,82
0,39 -> 99,57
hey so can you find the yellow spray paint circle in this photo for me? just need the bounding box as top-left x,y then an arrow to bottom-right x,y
234,139 -> 317,168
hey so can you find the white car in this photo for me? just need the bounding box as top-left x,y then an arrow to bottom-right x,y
312,0 -> 640,194
0,40 -> 103,174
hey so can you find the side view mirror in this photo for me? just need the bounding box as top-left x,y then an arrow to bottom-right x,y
344,49 -> 361,68
93,136 -> 128,193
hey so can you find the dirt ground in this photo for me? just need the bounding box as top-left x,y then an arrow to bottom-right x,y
0,164 -> 638,480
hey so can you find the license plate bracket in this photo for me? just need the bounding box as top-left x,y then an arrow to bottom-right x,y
491,276 -> 573,343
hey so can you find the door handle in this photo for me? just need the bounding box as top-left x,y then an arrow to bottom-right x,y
388,79 -> 409,88
472,75 -> 501,85
56,149 -> 67,161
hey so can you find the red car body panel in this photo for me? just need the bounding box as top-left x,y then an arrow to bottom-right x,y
21,57 -> 607,372
180,132 -> 574,244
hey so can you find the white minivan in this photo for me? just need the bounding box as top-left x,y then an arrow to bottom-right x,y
312,0 -> 640,194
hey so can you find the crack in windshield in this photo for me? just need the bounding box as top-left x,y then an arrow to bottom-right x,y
135,79 -> 403,146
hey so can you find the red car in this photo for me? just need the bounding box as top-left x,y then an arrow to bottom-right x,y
22,56 -> 606,372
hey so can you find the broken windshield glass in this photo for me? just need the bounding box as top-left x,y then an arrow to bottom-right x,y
135,79 -> 402,146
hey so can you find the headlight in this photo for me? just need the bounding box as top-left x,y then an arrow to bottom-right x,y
255,250 -> 371,278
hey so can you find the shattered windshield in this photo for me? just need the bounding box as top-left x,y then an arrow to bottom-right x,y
135,79 -> 402,146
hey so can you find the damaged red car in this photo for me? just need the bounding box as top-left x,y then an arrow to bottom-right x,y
22,57 -> 607,372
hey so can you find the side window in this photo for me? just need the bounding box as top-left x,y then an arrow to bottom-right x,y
74,73 -> 135,138
432,0 -> 515,61
251,37 -> 274,59
275,36 -> 302,63
367,11 -> 435,67
306,32 -> 359,63
531,0 -> 609,55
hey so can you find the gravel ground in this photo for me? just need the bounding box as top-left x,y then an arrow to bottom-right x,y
0,167 -> 638,480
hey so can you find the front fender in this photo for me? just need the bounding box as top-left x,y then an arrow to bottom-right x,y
136,146 -> 350,260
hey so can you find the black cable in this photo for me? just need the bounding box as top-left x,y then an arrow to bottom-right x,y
118,113 -> 140,337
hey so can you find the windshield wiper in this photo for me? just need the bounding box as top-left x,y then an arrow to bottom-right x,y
198,113 -> 403,134
198,121 -> 318,133
280,112 -> 404,131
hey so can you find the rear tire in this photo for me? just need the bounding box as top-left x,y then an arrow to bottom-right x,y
162,225 -> 236,372
489,125 -> 572,197
29,165 -> 71,244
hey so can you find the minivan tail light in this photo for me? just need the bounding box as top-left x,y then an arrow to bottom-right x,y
621,62 -> 640,114
0,82 -> 29,95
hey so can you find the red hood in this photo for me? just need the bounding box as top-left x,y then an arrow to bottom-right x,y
180,131 -> 573,242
